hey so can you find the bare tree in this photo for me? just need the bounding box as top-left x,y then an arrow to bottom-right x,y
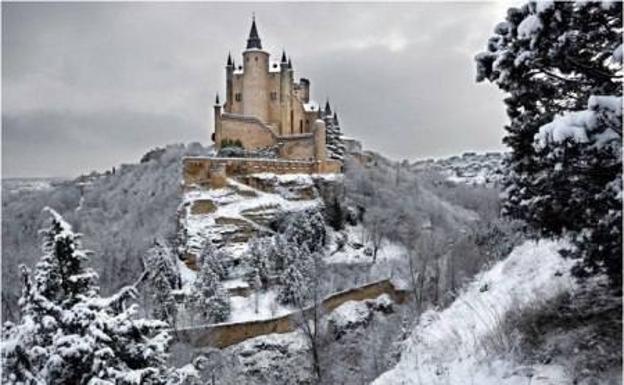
290,251 -> 326,383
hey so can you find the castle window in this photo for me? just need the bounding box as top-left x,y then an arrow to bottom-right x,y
255,56 -> 258,62
270,91 -> 277,101
300,120 -> 303,133
235,93 -> 242,102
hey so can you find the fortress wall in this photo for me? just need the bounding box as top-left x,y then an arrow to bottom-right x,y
279,135 -> 315,160
183,157 -> 343,188
220,115 -> 276,150
175,279 -> 409,349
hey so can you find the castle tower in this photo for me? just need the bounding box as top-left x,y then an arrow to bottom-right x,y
225,53 -> 234,113
214,93 -> 222,145
280,50 -> 292,135
242,17 -> 270,122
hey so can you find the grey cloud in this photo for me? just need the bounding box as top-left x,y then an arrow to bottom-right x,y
2,2 -> 509,178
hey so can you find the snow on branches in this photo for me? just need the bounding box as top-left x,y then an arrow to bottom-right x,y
1,209 -> 194,385
475,1 -> 622,287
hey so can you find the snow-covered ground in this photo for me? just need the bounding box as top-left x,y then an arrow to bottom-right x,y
373,239 -> 577,385
229,290 -> 292,323
181,174 -> 335,260
325,224 -> 407,265
411,152 -> 505,187
2,177 -> 65,194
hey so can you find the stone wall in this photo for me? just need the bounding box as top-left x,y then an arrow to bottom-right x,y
219,113 -> 277,150
175,279 -> 409,349
183,157 -> 342,189
278,134 -> 315,160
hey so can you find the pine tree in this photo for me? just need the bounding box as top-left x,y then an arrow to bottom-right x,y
475,1 -> 622,287
322,103 -> 345,161
270,235 -> 289,273
282,209 -> 327,253
1,208 -> 185,385
190,254 -> 231,323
276,242 -> 321,307
144,240 -> 179,325
199,240 -> 228,280
245,238 -> 270,288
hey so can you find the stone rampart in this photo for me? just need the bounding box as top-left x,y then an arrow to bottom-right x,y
175,279 -> 409,349
183,157 -> 342,189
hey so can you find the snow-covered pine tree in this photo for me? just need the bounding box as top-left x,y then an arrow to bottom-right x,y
322,101 -> 345,161
199,240 -> 228,280
475,1 -> 622,287
144,240 -> 180,325
245,237 -> 271,288
282,209 -> 327,253
189,254 -> 231,323
277,258 -> 306,306
269,234 -> 289,273
1,208 -> 185,385
276,242 -> 323,307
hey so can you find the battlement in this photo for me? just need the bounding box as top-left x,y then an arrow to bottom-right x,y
183,156 -> 342,189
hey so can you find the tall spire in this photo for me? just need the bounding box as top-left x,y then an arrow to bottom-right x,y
215,93 -> 220,105
287,57 -> 292,69
246,15 -> 262,49
227,52 -> 233,66
324,99 -> 332,116
281,50 -> 287,63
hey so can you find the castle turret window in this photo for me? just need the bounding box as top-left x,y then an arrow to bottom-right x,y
235,93 -> 242,102
270,91 -> 277,101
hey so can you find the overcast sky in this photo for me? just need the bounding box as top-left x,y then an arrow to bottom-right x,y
2,2 -> 512,178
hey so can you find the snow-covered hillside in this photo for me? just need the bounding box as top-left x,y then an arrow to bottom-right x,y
411,152 -> 505,186
373,240 -> 577,385
1,143 -> 212,321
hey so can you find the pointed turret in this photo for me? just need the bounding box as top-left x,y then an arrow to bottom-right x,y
333,111 -> 339,125
226,52 -> 233,67
246,16 -> 262,49
281,50 -> 287,63
215,93 -> 220,105
287,57 -> 292,69
324,100 -> 332,116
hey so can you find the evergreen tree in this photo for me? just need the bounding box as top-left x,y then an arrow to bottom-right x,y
270,235 -> 289,273
244,238 -> 271,288
1,208 -> 185,385
199,240 -> 228,280
475,1 -> 622,287
277,243 -> 321,307
328,196 -> 346,231
190,254 -> 231,323
322,102 -> 345,161
144,240 -> 179,325
282,209 -> 327,253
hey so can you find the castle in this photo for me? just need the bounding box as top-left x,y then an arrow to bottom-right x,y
184,18 -> 344,189
213,17 -> 342,162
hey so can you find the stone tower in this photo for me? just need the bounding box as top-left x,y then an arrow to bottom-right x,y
214,18 -> 335,163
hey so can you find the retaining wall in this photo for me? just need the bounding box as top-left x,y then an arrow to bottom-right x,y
183,157 -> 342,189
175,279 -> 408,349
